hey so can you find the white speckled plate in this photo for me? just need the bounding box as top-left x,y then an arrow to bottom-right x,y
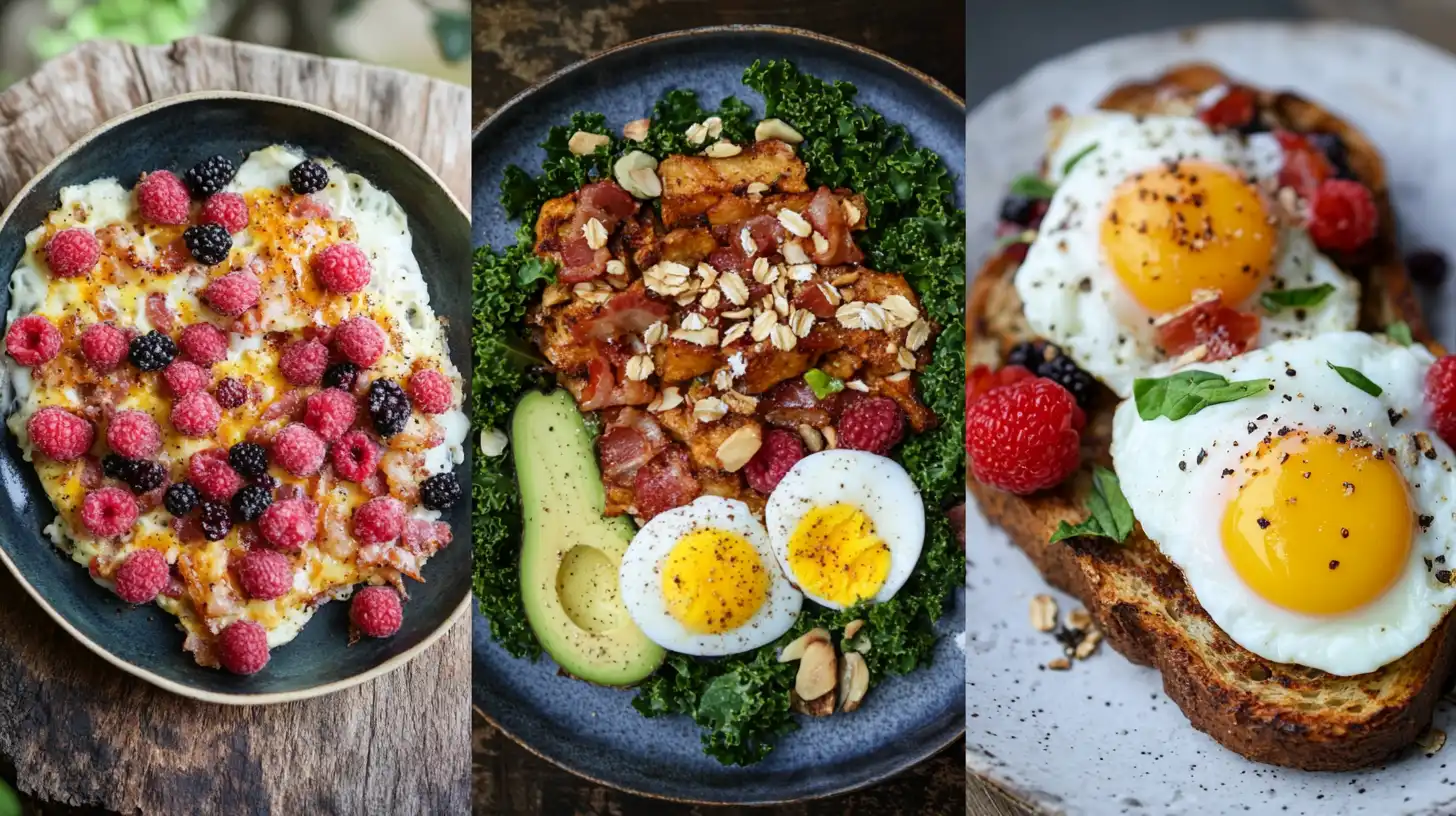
967,20 -> 1456,816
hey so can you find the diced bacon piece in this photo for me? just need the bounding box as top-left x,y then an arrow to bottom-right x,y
580,180 -> 638,220
1155,298 -> 1262,361
740,214 -> 785,258
581,284 -> 671,341
804,187 -> 863,266
290,196 -> 333,220
80,456 -> 104,489
401,518 -> 452,555
1198,86 -> 1256,130
759,378 -> 832,428
146,293 -> 176,333
632,446 -> 700,520
1275,130 -> 1334,199
557,182 -> 639,283
793,281 -> 840,319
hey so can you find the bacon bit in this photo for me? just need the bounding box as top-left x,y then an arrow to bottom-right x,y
804,187 -> 863,266
290,196 -> 333,220
1198,86 -> 1257,130
579,352 -> 654,411
740,214 -> 785,259
360,470 -> 388,497
633,445 -> 700,520
558,182 -> 639,283
1155,298 -> 1261,361
793,282 -> 839,319
1275,130 -> 1334,199
580,283 -> 671,342
80,456 -> 104,489
597,408 -> 671,484
146,292 -> 176,333
707,244 -> 749,274
401,518 -> 452,555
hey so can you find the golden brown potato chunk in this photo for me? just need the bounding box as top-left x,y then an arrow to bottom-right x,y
660,140 -> 808,227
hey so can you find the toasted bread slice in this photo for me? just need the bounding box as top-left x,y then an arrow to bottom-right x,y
968,64 -> 1456,771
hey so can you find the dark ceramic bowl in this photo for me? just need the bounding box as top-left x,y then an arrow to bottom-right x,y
0,92 -> 472,704
471,26 -> 965,804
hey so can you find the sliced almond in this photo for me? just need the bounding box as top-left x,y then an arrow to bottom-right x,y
703,116 -> 724,139
794,639 -> 838,701
778,627 -> 830,662
777,208 -> 813,238
622,118 -> 650,142
880,294 -> 919,329
897,347 -> 917,370
755,117 -> 805,144
704,141 -> 743,158
1047,657 -> 1072,671
746,181 -> 770,197
845,380 -> 869,393
1030,594 -> 1058,632
838,652 -> 870,713
721,308 -> 753,320
1066,608 -> 1093,631
1074,629 -> 1103,660
811,231 -> 830,255
797,423 -> 824,453
790,689 -> 836,717
841,199 -> 862,227
643,261 -> 692,296
613,151 -> 661,199
685,121 -> 709,145
479,428 -> 508,458
831,271 -> 860,287
905,319 -> 930,351
723,390 -> 758,415
567,130 -> 611,156
716,423 -> 763,472
822,426 -> 838,449
693,396 -> 728,423
885,371 -> 911,383
786,263 -> 816,281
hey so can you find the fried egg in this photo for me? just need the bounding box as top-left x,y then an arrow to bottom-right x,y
764,450 -> 923,610
619,496 -> 802,656
1111,332 -> 1456,675
1015,111 -> 1360,397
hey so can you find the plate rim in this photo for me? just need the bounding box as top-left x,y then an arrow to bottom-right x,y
0,88 -> 472,706
469,23 -> 966,805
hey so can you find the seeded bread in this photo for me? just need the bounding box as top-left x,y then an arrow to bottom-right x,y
967,64 -> 1456,771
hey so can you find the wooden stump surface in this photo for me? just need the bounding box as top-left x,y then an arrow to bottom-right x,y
0,36 -> 471,816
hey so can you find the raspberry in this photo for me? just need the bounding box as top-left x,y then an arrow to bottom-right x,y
183,155 -> 236,198
331,430 -> 381,482
217,619 -> 269,675
323,362 -> 359,391
44,228 -> 100,278
6,314 -> 61,366
228,442 -> 269,478
163,360 -> 210,396
290,159 -> 329,194
304,388 -> 357,441
184,223 -> 232,266
1308,179 -> 1378,254
236,548 -> 292,600
279,339 -> 328,386
80,323 -> 128,370
178,322 -> 229,366
128,330 -> 177,371
231,484 -> 273,523
81,487 -> 138,537
408,370 -> 452,414
203,270 -> 261,317
419,472 -> 461,510
967,364 -> 1036,405
106,410 -> 162,458
353,496 -> 405,544
1426,356 -> 1456,448
1198,86 -> 1257,130
201,192 -> 250,234
215,376 -> 247,408
271,423 -> 326,476
334,317 -> 387,367
837,396 -> 906,455
136,170 -> 190,225
200,500 -> 232,540
743,429 -> 805,493
27,407 -> 93,460
967,377 -> 1083,495
258,498 -> 318,551
171,391 -> 222,437
188,448 -> 243,501
314,243 -> 371,293
350,585 -> 402,638
367,379 -> 411,437
164,482 -> 200,516
113,548 -> 168,603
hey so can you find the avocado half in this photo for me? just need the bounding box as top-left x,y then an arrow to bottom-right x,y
512,389 -> 665,686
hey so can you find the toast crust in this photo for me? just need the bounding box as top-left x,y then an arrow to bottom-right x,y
969,64 -> 1456,771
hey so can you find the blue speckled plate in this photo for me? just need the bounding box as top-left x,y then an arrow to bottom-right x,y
0,92 -> 472,704
470,26 -> 965,804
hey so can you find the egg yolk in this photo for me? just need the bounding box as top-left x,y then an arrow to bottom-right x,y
1101,160 -> 1277,314
661,528 -> 768,634
1222,434 -> 1412,615
786,503 -> 890,607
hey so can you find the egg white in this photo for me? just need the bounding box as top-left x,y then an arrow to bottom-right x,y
1111,332 -> 1456,675
619,496 -> 803,656
1014,111 -> 1361,398
764,449 -> 924,610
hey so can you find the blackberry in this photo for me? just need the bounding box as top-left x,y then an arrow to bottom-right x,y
102,454 -> 132,481
184,223 -> 232,266
183,155 -> 236,197
164,482 -> 200,516
1408,249 -> 1449,287
289,160 -> 329,195
1005,340 -> 1052,371
200,500 -> 232,541
129,330 -> 177,372
228,442 -> 269,478
419,472 -> 462,511
367,379 -> 411,437
215,376 -> 247,409
231,484 -> 273,523
1005,340 -> 1096,410
1306,132 -> 1355,180
323,361 -> 359,391
124,460 -> 167,494
998,194 -> 1040,227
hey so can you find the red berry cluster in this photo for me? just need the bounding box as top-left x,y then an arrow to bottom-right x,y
966,365 -> 1085,495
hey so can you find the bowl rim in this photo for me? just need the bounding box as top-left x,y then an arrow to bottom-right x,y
469,23 -> 966,803
0,88 -> 471,706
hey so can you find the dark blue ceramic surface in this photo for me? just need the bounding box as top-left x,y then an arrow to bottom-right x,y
471,27 -> 965,803
0,94 -> 472,702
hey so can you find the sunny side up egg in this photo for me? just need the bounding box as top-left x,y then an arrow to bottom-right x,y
1111,332 -> 1456,676
1014,112 -> 1361,397
619,496 -> 803,656
765,450 -> 923,610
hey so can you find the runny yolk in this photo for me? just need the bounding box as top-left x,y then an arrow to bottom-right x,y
1222,434 -> 1412,615
1101,160 -> 1277,314
786,503 -> 890,607
661,528 -> 767,633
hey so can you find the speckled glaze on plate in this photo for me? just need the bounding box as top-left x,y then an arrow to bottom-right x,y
0,92 -> 472,704
967,21 -> 1456,816
471,26 -> 965,805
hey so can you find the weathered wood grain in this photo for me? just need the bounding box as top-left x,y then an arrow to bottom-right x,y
0,36 -> 470,816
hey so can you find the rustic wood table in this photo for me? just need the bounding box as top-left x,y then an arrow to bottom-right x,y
471,2 -> 967,813
0,36 -> 472,816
